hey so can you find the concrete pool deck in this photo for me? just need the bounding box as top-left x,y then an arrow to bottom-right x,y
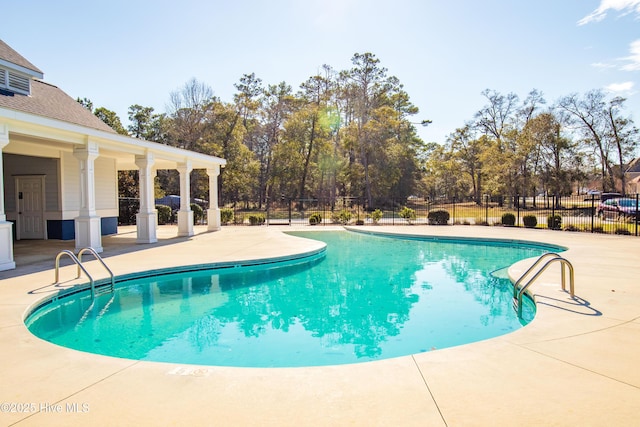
0,225 -> 639,426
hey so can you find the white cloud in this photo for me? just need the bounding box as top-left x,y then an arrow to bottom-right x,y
578,0 -> 640,25
605,81 -> 635,93
621,39 -> 640,70
591,62 -> 616,69
604,82 -> 635,97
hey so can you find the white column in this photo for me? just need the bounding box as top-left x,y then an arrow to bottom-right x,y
206,165 -> 221,231
177,161 -> 194,237
73,140 -> 103,252
0,124 -> 15,270
135,153 -> 157,243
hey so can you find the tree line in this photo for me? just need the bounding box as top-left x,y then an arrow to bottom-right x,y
425,88 -> 638,203
80,52 -> 638,209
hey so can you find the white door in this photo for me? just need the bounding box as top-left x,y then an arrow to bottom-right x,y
15,176 -> 46,240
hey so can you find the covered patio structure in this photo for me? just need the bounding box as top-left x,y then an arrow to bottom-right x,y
0,39 -> 226,271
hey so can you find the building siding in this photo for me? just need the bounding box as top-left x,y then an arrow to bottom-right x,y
95,157 -> 117,211
2,153 -> 59,212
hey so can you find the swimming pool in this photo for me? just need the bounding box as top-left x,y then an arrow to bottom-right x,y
26,230 -> 564,367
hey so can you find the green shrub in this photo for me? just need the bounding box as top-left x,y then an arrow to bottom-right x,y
399,206 -> 417,224
428,209 -> 450,225
156,204 -> 172,225
331,209 -> 352,225
370,209 -> 383,224
309,213 -> 322,225
233,214 -> 245,225
191,203 -> 204,223
523,215 -> 537,228
248,213 -> 265,226
547,214 -> 562,230
501,212 -> 516,226
220,208 -> 234,224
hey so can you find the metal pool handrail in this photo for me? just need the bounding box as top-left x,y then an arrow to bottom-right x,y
513,252 -> 563,298
513,253 -> 575,317
54,250 -> 96,299
77,247 -> 115,294
54,247 -> 115,299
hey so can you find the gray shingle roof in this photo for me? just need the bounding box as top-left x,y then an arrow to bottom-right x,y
0,39 -> 43,76
0,40 -> 115,133
0,79 -> 117,133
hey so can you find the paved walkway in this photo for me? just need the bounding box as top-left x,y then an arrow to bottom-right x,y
0,225 -> 639,426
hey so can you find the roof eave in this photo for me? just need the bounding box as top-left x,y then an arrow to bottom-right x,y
0,58 -> 44,79
1,107 -> 226,169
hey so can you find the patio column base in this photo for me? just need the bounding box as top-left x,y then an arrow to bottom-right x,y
136,211 -> 158,244
0,221 -> 15,271
207,208 -> 221,231
177,210 -> 194,237
75,215 -> 103,253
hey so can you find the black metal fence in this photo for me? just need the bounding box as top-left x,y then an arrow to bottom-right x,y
223,194 -> 640,236
119,194 -> 640,236
119,197 -> 207,225
119,197 -> 139,225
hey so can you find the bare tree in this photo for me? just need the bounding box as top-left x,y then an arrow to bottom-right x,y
557,90 -> 615,191
524,112 -> 576,197
474,89 -> 520,196
475,89 -> 519,144
167,78 -> 217,151
605,97 -> 639,195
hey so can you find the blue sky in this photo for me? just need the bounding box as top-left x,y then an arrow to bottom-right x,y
2,0 -> 639,144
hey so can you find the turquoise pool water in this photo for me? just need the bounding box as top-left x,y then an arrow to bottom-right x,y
26,231 -> 563,367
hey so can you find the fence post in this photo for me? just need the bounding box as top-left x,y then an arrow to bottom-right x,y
551,195 -> 556,229
485,194 -> 489,225
323,200 -> 326,226
516,194 -> 520,227
392,201 -> 395,225
288,198 -> 292,226
266,198 -> 270,226
591,195 -> 595,233
452,196 -> 456,224
633,193 -> 640,237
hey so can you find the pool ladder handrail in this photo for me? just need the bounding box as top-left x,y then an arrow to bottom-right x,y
77,247 -> 115,296
512,252 -> 575,317
54,247 -> 114,299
